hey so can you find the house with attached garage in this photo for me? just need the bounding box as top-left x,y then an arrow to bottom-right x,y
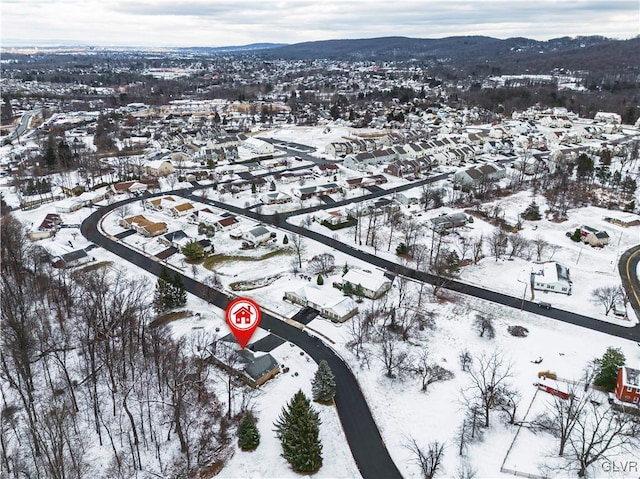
52,249 -> 93,268
284,284 -> 358,322
144,158 -> 174,177
216,216 -> 240,231
212,335 -> 280,388
531,262 -> 572,295
341,269 -> 392,299
453,163 -> 506,187
580,225 -> 610,247
261,191 -> 293,205
242,226 -> 272,246
430,212 -> 470,232
120,215 -> 168,238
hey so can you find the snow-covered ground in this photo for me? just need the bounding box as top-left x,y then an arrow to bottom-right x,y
3,145 -> 640,477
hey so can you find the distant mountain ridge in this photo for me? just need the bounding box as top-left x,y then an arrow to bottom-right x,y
259,35 -> 638,74
261,34 -> 626,60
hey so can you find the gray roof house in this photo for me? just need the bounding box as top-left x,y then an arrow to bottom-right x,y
454,163 -> 506,187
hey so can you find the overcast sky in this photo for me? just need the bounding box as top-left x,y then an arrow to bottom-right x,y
1,0 -> 638,48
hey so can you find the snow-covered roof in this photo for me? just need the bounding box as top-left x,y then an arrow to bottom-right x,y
342,269 -> 391,292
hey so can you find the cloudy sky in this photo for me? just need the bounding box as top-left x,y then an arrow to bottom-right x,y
1,0 -> 637,47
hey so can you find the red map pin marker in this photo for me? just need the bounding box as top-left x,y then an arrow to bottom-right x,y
225,297 -> 262,349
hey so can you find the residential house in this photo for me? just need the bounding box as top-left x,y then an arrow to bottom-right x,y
341,269 -> 392,299
55,198 -> 85,213
261,191 -> 293,205
319,209 -> 351,226
52,249 -> 93,268
120,215 -> 168,237
604,215 -> 640,228
160,230 -> 191,249
111,180 -> 148,195
212,336 -> 280,388
317,164 -> 340,176
216,216 -> 240,231
242,226 -> 271,246
29,213 -> 63,240
532,262 -> 572,295
243,136 -> 274,155
580,226 -> 610,247
144,159 -> 174,177
453,163 -> 506,187
284,285 -> 358,322
168,202 -> 195,217
293,183 -> 341,200
594,112 -> 622,125
614,366 -> 640,405
430,213 -> 470,232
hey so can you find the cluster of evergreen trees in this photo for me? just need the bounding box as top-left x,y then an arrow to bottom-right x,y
237,362 -> 335,473
153,267 -> 187,312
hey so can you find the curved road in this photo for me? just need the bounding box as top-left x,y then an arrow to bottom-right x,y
185,190 -> 640,343
619,245 -> 640,330
80,192 -> 403,479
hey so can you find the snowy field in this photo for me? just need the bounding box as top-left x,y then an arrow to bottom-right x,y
3,149 -> 640,477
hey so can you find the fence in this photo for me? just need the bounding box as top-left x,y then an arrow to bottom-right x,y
499,467 -> 545,479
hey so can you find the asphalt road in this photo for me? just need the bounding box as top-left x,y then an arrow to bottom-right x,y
80,193 -> 403,479
186,191 -> 640,343
619,245 -> 640,331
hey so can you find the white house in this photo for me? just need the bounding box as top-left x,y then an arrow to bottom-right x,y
341,269 -> 392,299
261,191 -> 293,205
284,285 -> 358,322
144,159 -> 174,177
243,137 -> 274,155
532,262 -> 572,295
242,226 -> 271,245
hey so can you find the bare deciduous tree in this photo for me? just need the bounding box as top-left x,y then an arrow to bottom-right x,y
533,236 -> 548,262
568,403 -> 639,477
289,234 -> 306,269
308,253 -> 335,275
473,314 -> 495,339
405,438 -> 446,479
535,384 -> 590,457
412,349 -> 454,392
463,351 -> 514,427
489,229 -> 508,261
379,335 -> 410,379
591,285 -> 623,316
459,349 -> 473,372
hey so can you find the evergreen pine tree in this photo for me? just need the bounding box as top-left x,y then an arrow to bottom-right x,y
237,412 -> 260,451
274,390 -> 323,473
522,201 -> 541,220
283,234 -> 289,245
317,274 -> 324,286
342,262 -> 349,275
172,272 -> 187,307
153,267 -> 174,312
594,347 -> 625,391
312,360 -> 336,403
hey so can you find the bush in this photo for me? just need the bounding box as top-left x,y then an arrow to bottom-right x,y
570,228 -> 582,242
522,201 -> 542,221
396,243 -> 409,255
507,325 -> 529,337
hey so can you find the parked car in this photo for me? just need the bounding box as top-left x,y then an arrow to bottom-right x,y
538,302 -> 552,310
